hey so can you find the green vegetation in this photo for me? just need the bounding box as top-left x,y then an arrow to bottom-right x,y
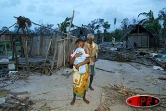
0,7 -> 166,44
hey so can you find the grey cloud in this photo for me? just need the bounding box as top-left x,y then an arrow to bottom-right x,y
26,4 -> 37,12
0,0 -> 21,9
0,0 -> 166,30
38,4 -> 55,16
55,9 -> 74,18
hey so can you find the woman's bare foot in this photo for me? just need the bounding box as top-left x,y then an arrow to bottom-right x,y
83,98 -> 90,104
70,99 -> 75,105
89,86 -> 94,91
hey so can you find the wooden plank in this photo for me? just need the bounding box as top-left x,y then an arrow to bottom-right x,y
96,67 -> 115,73
158,78 -> 166,80
127,62 -> 140,70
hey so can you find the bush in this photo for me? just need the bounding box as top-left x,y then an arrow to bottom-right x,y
0,42 -> 10,48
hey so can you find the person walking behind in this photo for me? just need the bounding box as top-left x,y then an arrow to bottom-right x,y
84,34 -> 98,91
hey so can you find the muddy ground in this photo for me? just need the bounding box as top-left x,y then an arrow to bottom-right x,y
4,59 -> 166,111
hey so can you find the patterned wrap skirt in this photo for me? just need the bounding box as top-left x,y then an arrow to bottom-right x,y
73,65 -> 89,97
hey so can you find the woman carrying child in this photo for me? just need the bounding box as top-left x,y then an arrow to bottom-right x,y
69,39 -> 90,105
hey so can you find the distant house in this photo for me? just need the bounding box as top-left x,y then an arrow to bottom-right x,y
122,25 -> 158,48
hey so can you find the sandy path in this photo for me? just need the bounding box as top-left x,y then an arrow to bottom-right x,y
5,59 -> 166,111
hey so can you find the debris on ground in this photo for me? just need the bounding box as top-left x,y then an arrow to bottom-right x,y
0,89 -> 32,111
95,84 -> 166,111
153,65 -> 164,70
98,44 -> 166,71
0,71 -> 29,88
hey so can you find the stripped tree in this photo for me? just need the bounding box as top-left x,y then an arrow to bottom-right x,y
14,16 -> 32,71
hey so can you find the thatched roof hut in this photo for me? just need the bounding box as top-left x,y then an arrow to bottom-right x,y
121,25 -> 158,48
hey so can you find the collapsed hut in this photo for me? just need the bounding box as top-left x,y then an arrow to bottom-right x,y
0,33 -> 77,74
0,13 -> 77,75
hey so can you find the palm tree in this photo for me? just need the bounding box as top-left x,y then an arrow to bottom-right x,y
138,10 -> 162,47
15,16 -> 32,34
138,10 -> 154,25
102,21 -> 110,42
96,29 -> 102,43
14,16 -> 32,71
57,17 -> 74,35
121,18 -> 130,34
138,10 -> 162,36
158,8 -> 166,39
85,18 -> 104,34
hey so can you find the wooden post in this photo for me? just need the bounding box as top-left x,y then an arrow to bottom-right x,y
63,38 -> 66,67
5,42 -> 8,58
20,36 -> 25,57
29,36 -> 33,56
65,10 -> 75,66
148,34 -> 149,48
51,36 -> 58,70
12,35 -> 15,60
22,37 -> 30,71
39,36 -> 43,55
13,39 -> 18,70
43,39 -> 52,74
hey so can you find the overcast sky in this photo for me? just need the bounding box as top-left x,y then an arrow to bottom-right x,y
0,0 -> 165,31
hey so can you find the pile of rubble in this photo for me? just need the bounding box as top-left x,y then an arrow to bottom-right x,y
98,42 -> 166,70
0,92 -> 33,111
0,90 -> 33,111
98,49 -> 136,62
0,70 -> 33,111
0,71 -> 28,88
95,84 -> 166,111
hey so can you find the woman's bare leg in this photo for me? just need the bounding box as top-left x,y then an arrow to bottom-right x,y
83,90 -> 90,104
70,93 -> 76,105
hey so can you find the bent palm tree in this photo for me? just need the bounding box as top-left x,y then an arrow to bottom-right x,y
138,10 -> 154,25
15,16 -> 32,34
57,17 -> 74,35
158,8 -> 166,39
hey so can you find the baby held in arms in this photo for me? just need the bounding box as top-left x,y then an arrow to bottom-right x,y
71,40 -> 89,74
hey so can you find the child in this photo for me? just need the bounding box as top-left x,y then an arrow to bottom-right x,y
71,39 -> 89,74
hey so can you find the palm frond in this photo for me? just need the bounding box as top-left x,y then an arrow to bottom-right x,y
17,16 -> 32,29
138,12 -> 148,18
138,18 -> 148,25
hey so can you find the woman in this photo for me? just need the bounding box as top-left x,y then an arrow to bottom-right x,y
70,39 -> 90,105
